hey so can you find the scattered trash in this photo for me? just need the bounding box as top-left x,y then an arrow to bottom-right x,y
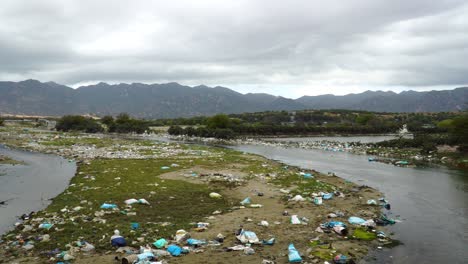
322,193 -> 333,200
236,230 -> 260,244
259,220 -> 269,227
153,238 -> 167,249
291,215 -> 302,225
167,244 -> 182,256
175,229 -> 190,243
314,196 -> 323,205
187,238 -> 206,246
209,192 -> 222,199
161,166 -> 170,170
111,230 -> 127,247
288,243 -> 302,263
240,197 -> 251,205
262,237 -> 275,245
366,199 -> 377,205
374,214 -> 396,226
100,203 -> 118,209
38,223 -> 53,230
361,219 -> 376,227
334,254 -> 348,264
250,204 -> 263,208
244,245 -> 255,255
290,195 -> 305,202
348,216 -> 366,225
130,222 -> 140,230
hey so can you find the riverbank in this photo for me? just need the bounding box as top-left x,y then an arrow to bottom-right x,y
164,134 -> 468,170
0,128 -> 397,263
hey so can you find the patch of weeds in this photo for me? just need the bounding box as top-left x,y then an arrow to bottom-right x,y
16,158 -> 232,253
352,228 -> 377,241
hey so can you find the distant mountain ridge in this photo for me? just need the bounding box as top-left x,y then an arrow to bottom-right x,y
0,80 -> 466,118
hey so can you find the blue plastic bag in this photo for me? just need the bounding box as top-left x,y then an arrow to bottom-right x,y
138,251 -> 155,261
240,197 -> 251,205
187,238 -> 206,246
167,244 -> 182,256
348,216 -> 366,225
322,193 -> 333,200
100,203 -> 117,209
262,237 -> 275,245
111,237 -> 127,247
325,221 -> 346,228
288,243 -> 302,263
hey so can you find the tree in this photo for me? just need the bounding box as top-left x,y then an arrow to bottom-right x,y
56,115 -> 103,133
0,117 -> 4,126
168,125 -> 184,135
101,115 -> 115,127
450,114 -> 468,152
206,114 -> 230,129
355,114 -> 374,125
109,113 -> 149,134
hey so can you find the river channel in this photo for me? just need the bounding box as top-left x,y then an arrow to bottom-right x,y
228,141 -> 468,263
0,145 -> 76,235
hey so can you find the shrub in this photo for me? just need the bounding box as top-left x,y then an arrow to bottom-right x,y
56,115 -> 103,133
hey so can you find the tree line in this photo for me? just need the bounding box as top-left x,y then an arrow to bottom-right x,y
56,113 -> 149,134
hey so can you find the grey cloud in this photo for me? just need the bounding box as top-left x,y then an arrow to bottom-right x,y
0,0 -> 467,96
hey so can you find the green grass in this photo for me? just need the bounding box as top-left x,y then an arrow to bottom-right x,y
12,158 -> 232,252
352,228 -> 377,241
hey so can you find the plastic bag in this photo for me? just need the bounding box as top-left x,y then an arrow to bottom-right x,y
153,238 -> 167,249
167,244 -> 182,256
288,243 -> 302,263
240,197 -> 251,205
348,216 -> 366,225
291,215 -> 301,225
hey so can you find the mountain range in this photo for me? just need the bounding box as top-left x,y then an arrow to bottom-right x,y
0,80 -> 466,118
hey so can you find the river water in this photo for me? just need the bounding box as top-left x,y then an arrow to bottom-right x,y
263,134 -> 407,143
0,145 -> 76,235
228,143 -> 468,263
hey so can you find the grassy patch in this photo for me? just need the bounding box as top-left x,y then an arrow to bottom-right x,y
352,228 -> 377,241
11,158 -> 232,253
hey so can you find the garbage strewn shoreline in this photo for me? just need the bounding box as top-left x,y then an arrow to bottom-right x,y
164,134 -> 458,168
0,130 -> 399,264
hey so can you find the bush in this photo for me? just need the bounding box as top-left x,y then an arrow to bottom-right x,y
108,113 -> 149,134
56,115 -> 103,133
0,118 -> 4,126
168,125 -> 184,135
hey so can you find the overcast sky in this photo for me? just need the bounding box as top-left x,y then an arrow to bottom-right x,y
1,0 -> 467,98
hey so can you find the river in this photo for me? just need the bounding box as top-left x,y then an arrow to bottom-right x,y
0,145 -> 76,235
263,134 -> 409,143
228,143 -> 468,263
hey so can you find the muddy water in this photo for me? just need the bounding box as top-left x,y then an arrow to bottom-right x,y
229,144 -> 468,263
0,145 -> 76,235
